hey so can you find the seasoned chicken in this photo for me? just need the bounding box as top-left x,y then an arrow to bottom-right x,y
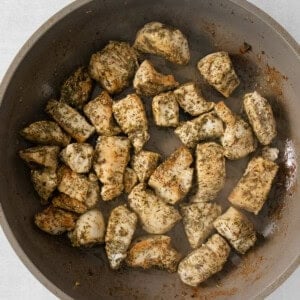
174,111 -> 224,148
262,147 -> 279,162
124,167 -> 138,193
131,150 -> 160,182
93,136 -> 130,201
60,143 -> 94,173
105,205 -> 138,269
152,92 -> 179,127
133,60 -> 179,96
85,173 -> 101,208
215,101 -> 256,160
197,52 -> 240,97
112,94 -> 149,152
243,91 -> 277,145
89,41 -> 138,94
60,66 -> 93,109
126,235 -> 181,272
35,206 -> 77,235
31,168 -> 57,204
20,121 -> 70,147
134,22 -> 190,65
52,193 -> 87,214
57,165 -> 90,202
19,145 -> 60,170
192,142 -> 225,202
68,209 -> 105,247
228,156 -> 279,215
128,184 -> 181,234
214,207 -> 256,254
148,147 -> 193,204
46,99 -> 95,142
83,91 -> 121,136
177,234 -> 230,286
180,202 -> 222,249
174,82 -> 215,116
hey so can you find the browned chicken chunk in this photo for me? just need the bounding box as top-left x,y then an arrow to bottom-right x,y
52,193 -> 88,214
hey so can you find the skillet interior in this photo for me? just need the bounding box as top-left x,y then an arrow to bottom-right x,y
0,0 -> 299,299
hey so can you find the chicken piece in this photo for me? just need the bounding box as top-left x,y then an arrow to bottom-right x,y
105,205 -> 138,269
19,145 -> 60,170
34,206 -> 77,235
68,209 -> 105,247
243,91 -> 277,145
133,60 -> 179,96
60,143 -> 94,174
192,142 -> 225,202
174,82 -> 215,116
197,52 -> 240,97
89,41 -> 138,94
131,150 -> 161,182
52,193 -> 88,214
60,66 -> 93,109
126,235 -> 181,272
93,136 -> 130,201
31,168 -> 57,204
128,184 -> 181,234
134,22 -> 190,65
180,203 -> 222,249
124,168 -> 138,194
148,147 -> 193,204
83,91 -> 121,136
20,121 -> 70,147
112,94 -> 149,152
215,101 -> 256,160
262,147 -> 279,162
228,156 -> 279,215
46,99 -> 95,142
152,92 -> 179,127
214,207 -> 256,254
178,234 -> 230,286
85,173 -> 101,208
57,166 -> 90,202
174,111 -> 224,148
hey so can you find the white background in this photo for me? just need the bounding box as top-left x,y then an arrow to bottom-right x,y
0,0 -> 299,299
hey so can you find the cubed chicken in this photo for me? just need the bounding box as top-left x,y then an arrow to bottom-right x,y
93,136 -> 130,201
197,52 -> 240,97
112,94 -> 149,152
174,111 -> 224,148
192,142 -> 226,202
128,184 -> 181,234
60,66 -> 93,109
68,209 -> 105,247
180,202 -> 222,249
60,143 -> 94,173
89,41 -> 138,94
46,99 -> 95,142
124,167 -> 138,193
215,101 -> 256,160
128,131 -> 150,154
19,145 -> 60,170
134,22 -> 190,65
105,205 -> 138,269
85,173 -> 101,208
52,193 -> 88,214
31,168 -> 57,204
152,92 -> 179,127
126,235 -> 181,272
131,150 -> 161,182
34,206 -> 77,235
133,60 -> 179,96
228,156 -> 279,215
178,234 -> 230,286
214,207 -> 257,254
174,82 -> 215,116
261,147 -> 279,162
83,91 -> 121,136
148,147 -> 193,204
243,91 -> 277,145
20,121 -> 70,147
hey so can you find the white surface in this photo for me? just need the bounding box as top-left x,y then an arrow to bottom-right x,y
0,0 -> 299,299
